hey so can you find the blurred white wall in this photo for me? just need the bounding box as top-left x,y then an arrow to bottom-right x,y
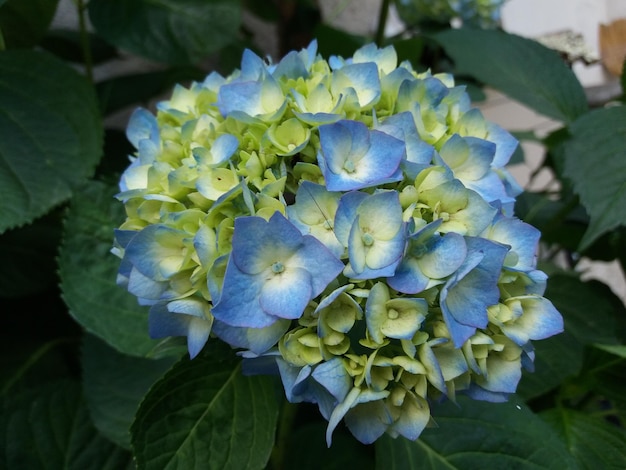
501,0 -> 626,86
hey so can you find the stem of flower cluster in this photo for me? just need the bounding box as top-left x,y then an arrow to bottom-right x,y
375,0 -> 391,47
74,0 -> 94,82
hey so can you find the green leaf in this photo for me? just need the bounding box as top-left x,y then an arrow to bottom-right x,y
96,67 -> 204,115
0,209 -> 62,297
541,408 -> 626,470
562,106 -> 626,250
517,329 -> 583,400
390,37 -> 425,70
0,379 -> 131,469
375,396 -> 578,469
0,50 -> 102,233
131,341 -> 279,470
593,343 -> 626,358
88,0 -> 241,65
0,0 -> 59,49
283,421 -> 374,470
82,334 -> 177,449
434,28 -> 588,123
58,180 -> 164,358
0,339 -> 74,399
514,192 -> 586,252
546,274 -> 625,346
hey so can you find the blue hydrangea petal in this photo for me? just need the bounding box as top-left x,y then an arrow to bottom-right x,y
126,108 -> 159,149
440,237 -> 509,347
334,191 -> 369,247
259,267 -> 312,319
487,121 -> 519,168
484,217 -> 541,271
211,318 -> 290,354
344,400 -> 392,444
311,358 -> 353,405
388,392 -> 430,441
318,121 -> 405,191
148,301 -> 212,358
464,384 -> 509,403
352,43 -> 397,74
127,267 -> 168,304
124,225 -> 188,281
386,256 -> 430,294
213,213 -> 343,328
192,133 -> 239,167
230,215 -> 301,275
418,232 -> 467,279
211,259 -> 275,328
286,181 -> 343,257
419,341 -> 447,394
475,354 -> 522,395
501,296 -> 564,345
331,62 -> 381,108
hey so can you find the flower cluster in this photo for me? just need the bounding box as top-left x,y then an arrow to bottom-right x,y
113,41 -> 563,445
396,0 -> 507,29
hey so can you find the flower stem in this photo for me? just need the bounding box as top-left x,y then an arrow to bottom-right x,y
74,0 -> 94,82
375,0 -> 391,46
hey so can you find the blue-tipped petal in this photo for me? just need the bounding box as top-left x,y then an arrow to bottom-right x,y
318,120 -> 404,191
344,400 -> 392,444
211,318 -> 290,354
126,108 -> 159,149
440,237 -> 509,347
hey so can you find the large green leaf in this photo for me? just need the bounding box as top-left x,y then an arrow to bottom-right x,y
541,409 -> 626,470
545,274 -> 625,346
82,334 -> 177,449
58,180 -> 163,358
88,0 -> 241,65
131,341 -> 279,470
435,28 -> 588,123
283,421 -> 374,470
562,106 -> 626,250
0,0 -> 59,49
375,396 -> 577,469
517,329 -> 583,400
0,379 -> 131,469
0,50 -> 102,233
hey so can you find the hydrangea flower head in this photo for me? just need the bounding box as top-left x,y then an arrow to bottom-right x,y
114,40 -> 563,445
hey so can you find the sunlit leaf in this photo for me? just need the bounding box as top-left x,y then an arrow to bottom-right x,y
562,106 -> 626,250
435,28 -> 588,123
375,396 -> 577,469
131,341 -> 279,470
545,274 -> 625,346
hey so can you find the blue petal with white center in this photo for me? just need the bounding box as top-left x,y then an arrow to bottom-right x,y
318,120 -> 405,191
212,212 -> 344,328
